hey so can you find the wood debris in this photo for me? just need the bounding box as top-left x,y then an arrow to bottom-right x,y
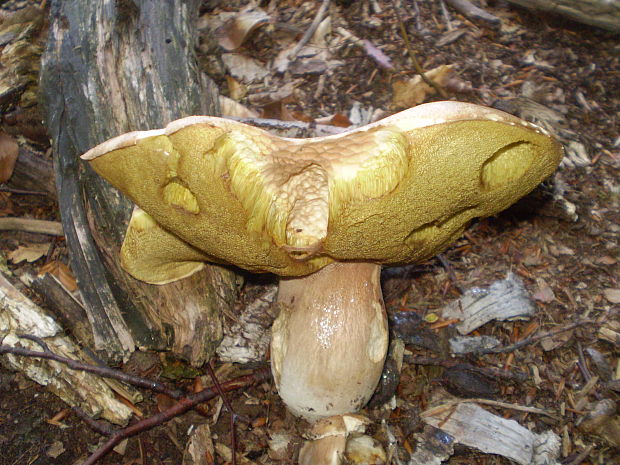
441,272 -> 535,335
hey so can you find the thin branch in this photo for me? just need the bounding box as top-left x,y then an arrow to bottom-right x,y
0,185 -> 48,196
474,320 -> 595,355
206,361 -> 238,465
422,397 -> 559,420
0,217 -> 64,236
82,368 -> 270,465
288,0 -> 330,60
390,0 -> 448,99
1,335 -> 184,398
72,407 -> 114,436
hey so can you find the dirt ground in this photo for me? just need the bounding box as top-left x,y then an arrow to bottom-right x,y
0,1 -> 618,464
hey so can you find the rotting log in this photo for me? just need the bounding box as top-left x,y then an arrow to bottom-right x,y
39,0 -> 239,364
0,271 -> 137,425
505,0 -> 620,32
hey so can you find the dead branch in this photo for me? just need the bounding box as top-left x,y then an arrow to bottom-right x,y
206,361 -> 239,465
474,319 -> 596,354
0,217 -> 64,235
0,335 -> 183,399
288,0 -> 331,60
390,0 -> 449,99
82,368 -> 270,465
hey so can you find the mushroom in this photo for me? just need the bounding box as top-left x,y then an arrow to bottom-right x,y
82,101 -> 562,425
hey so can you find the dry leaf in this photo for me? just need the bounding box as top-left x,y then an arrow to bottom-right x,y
46,440 -> 65,459
214,7 -> 269,51
225,75 -> 247,100
39,260 -> 78,292
392,65 -> 455,109
603,288 -> 620,304
248,81 -> 297,107
183,424 -> 216,465
0,131 -> 19,183
221,53 -> 269,83
8,242 -> 49,263
219,96 -> 259,118
314,113 -> 352,128
532,277 -> 556,303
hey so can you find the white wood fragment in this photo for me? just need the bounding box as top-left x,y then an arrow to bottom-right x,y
441,272 -> 535,335
0,273 -> 134,424
183,424 -> 215,465
217,285 -> 277,363
449,335 -> 500,354
422,402 -> 560,465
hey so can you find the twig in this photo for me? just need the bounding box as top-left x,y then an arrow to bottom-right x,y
82,368 -> 270,465
565,445 -> 595,465
1,335 -> 184,399
406,356 -> 527,382
288,0 -> 330,60
436,254 -> 464,294
473,320 -> 595,355
0,185 -> 48,196
390,0 -> 448,99
439,0 -> 453,31
72,407 -> 114,436
206,361 -> 238,465
0,217 -> 64,236
422,397 -> 559,420
576,340 -> 592,381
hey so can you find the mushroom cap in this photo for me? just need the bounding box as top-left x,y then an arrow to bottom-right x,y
82,101 -> 563,282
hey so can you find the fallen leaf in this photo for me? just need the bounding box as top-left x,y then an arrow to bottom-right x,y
594,256 -> 616,265
39,260 -> 78,292
8,242 -> 49,263
214,7 -> 270,51
392,65 -> 455,109
225,75 -> 247,100
0,131 -> 19,183
219,96 -> 259,118
221,53 -> 269,83
532,277 -> 555,303
46,440 -> 65,459
603,288 -> 620,304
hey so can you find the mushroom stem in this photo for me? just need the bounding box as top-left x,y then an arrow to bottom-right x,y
271,262 -> 388,420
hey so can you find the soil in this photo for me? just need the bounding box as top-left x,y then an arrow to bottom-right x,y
0,1 -> 618,465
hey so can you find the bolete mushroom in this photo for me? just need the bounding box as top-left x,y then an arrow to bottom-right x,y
82,101 -> 562,423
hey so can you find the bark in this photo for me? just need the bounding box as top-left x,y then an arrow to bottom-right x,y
505,0 -> 620,32
39,0 -> 239,364
0,272 -> 136,424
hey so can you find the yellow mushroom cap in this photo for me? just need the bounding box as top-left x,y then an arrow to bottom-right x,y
82,101 -> 563,283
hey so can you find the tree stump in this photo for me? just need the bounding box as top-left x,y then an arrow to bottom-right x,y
39,0 -> 239,365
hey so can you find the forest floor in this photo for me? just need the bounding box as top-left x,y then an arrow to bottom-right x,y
0,1 -> 618,464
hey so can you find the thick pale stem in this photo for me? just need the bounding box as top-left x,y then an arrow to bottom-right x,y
270,262 -> 388,420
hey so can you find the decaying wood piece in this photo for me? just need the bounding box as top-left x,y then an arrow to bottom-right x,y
39,0 -> 238,364
27,272 -> 95,349
6,145 -> 56,196
445,0 -> 501,27
0,272 -> 135,424
505,0 -> 620,32
422,401 -> 561,465
217,284 -> 277,363
0,217 -> 63,235
441,272 -> 535,335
